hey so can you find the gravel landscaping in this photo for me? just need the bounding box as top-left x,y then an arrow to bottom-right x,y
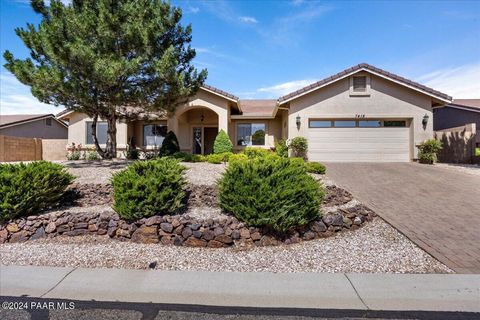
0,218 -> 451,273
0,161 -> 453,273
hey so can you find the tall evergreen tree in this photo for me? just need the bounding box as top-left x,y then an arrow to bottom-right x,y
4,0 -> 207,158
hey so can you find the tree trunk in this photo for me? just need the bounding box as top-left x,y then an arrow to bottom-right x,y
91,114 -> 107,159
105,112 -> 117,159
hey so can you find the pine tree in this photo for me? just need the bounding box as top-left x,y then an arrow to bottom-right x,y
4,0 -> 207,158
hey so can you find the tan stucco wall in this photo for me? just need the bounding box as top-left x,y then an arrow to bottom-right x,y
67,112 -> 128,149
287,73 -> 434,159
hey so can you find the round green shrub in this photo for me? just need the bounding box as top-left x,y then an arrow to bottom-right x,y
112,158 -> 187,220
242,147 -> 272,159
275,139 -> 289,158
228,153 -> 248,163
160,131 -> 180,156
289,137 -> 308,159
418,139 -> 442,164
0,161 -> 74,222
213,129 -> 233,154
306,162 -> 326,174
219,157 -> 324,233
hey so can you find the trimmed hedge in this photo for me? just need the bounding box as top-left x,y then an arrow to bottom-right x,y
0,161 -> 74,221
160,131 -> 180,156
219,157 -> 324,233
112,158 -> 187,220
305,162 -> 326,174
289,137 -> 308,159
242,147 -> 272,159
213,130 -> 233,154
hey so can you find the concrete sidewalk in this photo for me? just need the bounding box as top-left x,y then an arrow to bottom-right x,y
1,266 -> 479,313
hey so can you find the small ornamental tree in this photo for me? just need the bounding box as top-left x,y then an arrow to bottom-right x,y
213,130 -> 233,154
4,0 -> 207,159
289,137 -> 308,159
160,131 -> 180,156
418,139 -> 442,164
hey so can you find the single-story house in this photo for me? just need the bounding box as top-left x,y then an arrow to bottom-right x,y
0,114 -> 68,139
433,99 -> 480,147
57,63 -> 452,162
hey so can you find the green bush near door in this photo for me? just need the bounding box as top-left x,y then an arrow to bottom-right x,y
476,148 -> 480,157
213,130 -> 233,154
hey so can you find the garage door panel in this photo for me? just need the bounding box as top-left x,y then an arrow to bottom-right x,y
307,126 -> 410,162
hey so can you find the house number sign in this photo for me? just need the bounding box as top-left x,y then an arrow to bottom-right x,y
355,114 -> 366,118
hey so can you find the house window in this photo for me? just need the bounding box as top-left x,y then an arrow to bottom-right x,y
309,120 -> 332,128
143,124 -> 167,146
358,120 -> 381,127
45,118 -> 52,126
237,123 -> 266,146
384,120 -> 406,127
334,120 -> 356,127
353,76 -> 367,92
86,121 -> 108,144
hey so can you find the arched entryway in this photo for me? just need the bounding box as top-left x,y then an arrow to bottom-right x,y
175,107 -> 219,155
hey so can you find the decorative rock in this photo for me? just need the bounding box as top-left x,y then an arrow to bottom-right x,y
311,221 -> 327,233
160,223 -> 173,233
192,230 -> 202,238
116,229 -> 130,238
74,222 -> 88,229
239,228 -> 250,239
108,220 -> 117,228
160,235 -> 172,245
97,229 -> 107,235
131,226 -> 158,244
0,229 -> 8,243
181,227 -> 193,238
353,217 -> 362,225
224,227 -> 233,236
56,225 -> 70,233
64,229 -> 88,236
343,217 -> 352,228
323,213 -> 343,227
145,216 -> 163,226
231,230 -> 240,239
190,223 -> 201,231
251,232 -> 261,241
171,218 -> 180,228
88,224 -> 98,232
203,229 -> 215,241
184,237 -> 207,247
6,223 -> 19,233
107,227 -> 117,237
173,236 -> 183,246
215,234 -> 233,244
207,240 -> 224,248
213,227 -> 224,236
30,227 -> 45,240
303,231 -> 316,240
9,231 -> 29,243
45,222 -> 56,233
259,235 -> 278,246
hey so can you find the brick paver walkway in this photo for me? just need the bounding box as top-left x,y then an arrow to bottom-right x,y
325,163 -> 480,274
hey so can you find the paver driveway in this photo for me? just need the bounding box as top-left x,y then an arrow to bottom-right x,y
325,163 -> 480,274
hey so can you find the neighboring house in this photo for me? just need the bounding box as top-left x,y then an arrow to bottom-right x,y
0,114 -> 68,139
433,99 -> 480,147
57,63 -> 451,162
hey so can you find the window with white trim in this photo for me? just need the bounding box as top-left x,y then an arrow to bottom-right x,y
237,123 -> 266,146
86,121 -> 108,144
143,124 -> 167,146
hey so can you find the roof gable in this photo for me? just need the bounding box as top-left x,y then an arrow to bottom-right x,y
278,63 -> 452,104
0,114 -> 67,129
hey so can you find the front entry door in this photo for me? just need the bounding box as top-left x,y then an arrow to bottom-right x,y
192,126 -> 218,155
203,127 -> 218,155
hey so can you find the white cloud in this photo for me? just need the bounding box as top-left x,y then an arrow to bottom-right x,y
291,0 -> 305,6
0,72 -> 63,115
257,79 -> 316,97
239,16 -> 258,24
186,6 -> 200,14
416,63 -> 480,99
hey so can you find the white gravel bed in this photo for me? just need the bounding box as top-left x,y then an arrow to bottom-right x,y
182,162 -> 226,186
0,218 -> 452,274
435,163 -> 480,177
61,160 -> 130,184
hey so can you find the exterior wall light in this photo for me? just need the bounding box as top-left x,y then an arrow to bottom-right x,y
296,115 -> 301,128
422,114 -> 429,128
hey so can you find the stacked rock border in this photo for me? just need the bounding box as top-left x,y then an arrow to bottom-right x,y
0,184 -> 376,247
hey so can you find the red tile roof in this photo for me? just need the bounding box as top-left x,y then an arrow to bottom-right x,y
238,99 -> 277,117
201,84 -> 239,101
278,63 -> 452,103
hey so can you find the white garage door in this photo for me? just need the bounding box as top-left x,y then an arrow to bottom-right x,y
307,119 -> 410,162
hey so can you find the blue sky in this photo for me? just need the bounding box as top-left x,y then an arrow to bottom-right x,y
1,0 -> 479,115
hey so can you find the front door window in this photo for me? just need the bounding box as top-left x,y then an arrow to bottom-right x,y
193,127 -> 202,154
